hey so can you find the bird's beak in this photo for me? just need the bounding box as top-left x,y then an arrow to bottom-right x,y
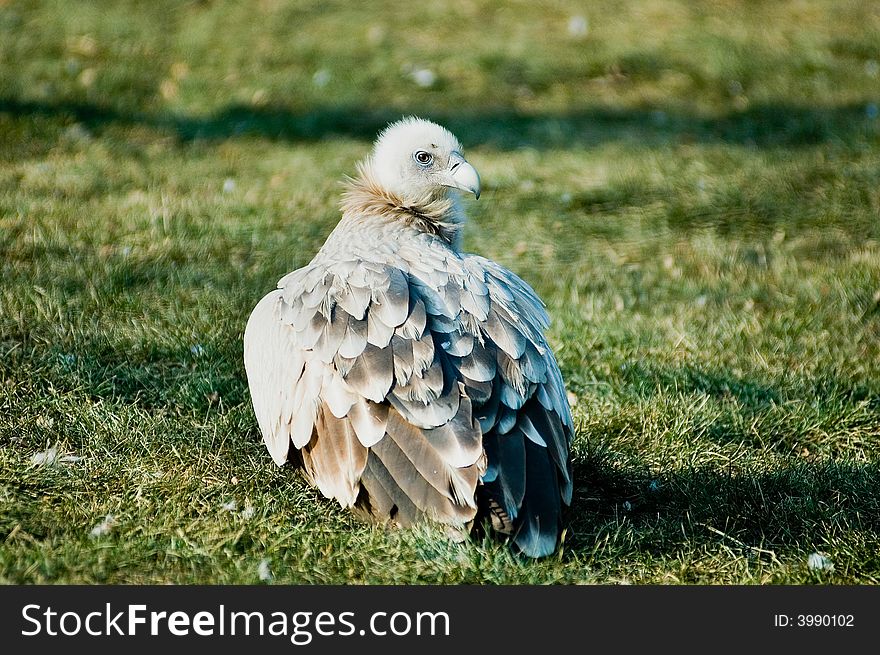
442,151 -> 481,199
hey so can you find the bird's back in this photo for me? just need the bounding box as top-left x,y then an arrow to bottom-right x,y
245,219 -> 572,556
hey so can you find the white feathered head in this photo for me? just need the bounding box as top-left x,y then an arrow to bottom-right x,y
368,117 -> 481,202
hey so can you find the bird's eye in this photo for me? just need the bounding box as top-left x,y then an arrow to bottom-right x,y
413,151 -> 433,166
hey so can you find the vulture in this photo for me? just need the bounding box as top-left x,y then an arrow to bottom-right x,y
244,117 -> 573,557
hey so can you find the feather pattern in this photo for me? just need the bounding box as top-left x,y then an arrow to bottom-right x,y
301,403 -> 368,507
243,117 -> 573,558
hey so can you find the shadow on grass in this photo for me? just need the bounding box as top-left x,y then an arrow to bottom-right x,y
612,361 -> 880,454
618,361 -> 785,406
12,325 -> 880,568
559,361 -> 880,562
565,448 -> 880,562
2,96 -> 877,157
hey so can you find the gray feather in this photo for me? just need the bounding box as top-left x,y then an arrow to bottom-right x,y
499,380 -> 528,411
322,368 -> 356,418
496,349 -> 527,397
410,329 -> 435,376
460,287 -> 490,321
442,329 -> 474,357
517,410 -> 548,447
460,375 -> 493,404
428,312 -> 457,333
473,381 -> 501,434
313,306 -> 347,360
484,310 -> 526,359
337,315 -> 369,358
457,340 -> 496,382
421,391 -> 483,469
388,376 -> 461,429
298,308 -> 328,349
372,407 -> 479,512
497,405 -> 518,434
397,298 -> 427,340
512,438 -> 562,558
390,334 -> 415,385
371,267 -> 410,327
411,277 -> 457,318
520,341 -> 548,383
342,342 -> 393,402
482,429 -> 526,521
336,281 -> 372,320
366,308 -> 396,348
347,397 -> 388,447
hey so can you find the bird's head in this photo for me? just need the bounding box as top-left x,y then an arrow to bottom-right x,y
368,117 -> 481,203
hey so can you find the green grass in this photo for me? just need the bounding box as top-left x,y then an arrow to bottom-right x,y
1,0 -> 879,584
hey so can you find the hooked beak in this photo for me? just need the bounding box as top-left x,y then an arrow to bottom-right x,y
442,151 -> 481,199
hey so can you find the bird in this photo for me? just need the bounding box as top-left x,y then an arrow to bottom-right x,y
243,117 -> 573,557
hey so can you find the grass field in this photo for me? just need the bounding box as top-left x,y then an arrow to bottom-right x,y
1,0 -> 879,584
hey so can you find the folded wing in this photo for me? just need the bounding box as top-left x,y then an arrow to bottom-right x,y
244,240 -> 572,555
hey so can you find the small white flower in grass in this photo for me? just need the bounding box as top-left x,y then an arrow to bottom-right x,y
190,344 -> 205,356
312,69 -> 331,88
90,514 -> 116,538
222,178 -> 236,193
410,68 -> 436,88
258,558 -> 273,582
241,501 -> 255,520
568,15 -> 589,38
807,552 -> 834,572
221,500 -> 237,512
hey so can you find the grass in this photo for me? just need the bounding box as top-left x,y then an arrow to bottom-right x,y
1,0 -> 879,584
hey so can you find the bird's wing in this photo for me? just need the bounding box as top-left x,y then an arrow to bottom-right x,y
244,243 -> 572,548
445,253 -> 573,557
244,256 -> 485,525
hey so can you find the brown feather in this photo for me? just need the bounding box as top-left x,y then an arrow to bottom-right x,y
356,451 -> 421,526
370,407 -> 481,519
340,164 -> 461,245
301,403 -> 368,507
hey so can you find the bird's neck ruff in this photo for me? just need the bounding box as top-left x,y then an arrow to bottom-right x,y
341,163 -> 464,247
